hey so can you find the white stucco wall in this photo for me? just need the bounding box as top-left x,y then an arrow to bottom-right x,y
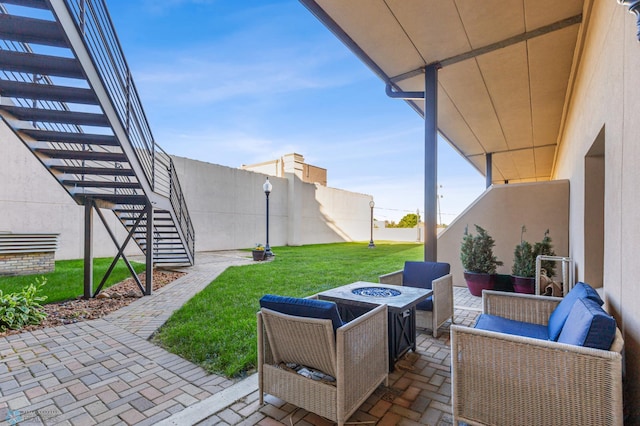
552,0 -> 640,415
436,181 -> 570,287
0,129 -> 372,261
0,121 -> 141,260
171,156 -> 372,250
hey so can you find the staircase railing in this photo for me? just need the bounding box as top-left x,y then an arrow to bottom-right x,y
61,0 -> 195,257
0,5 -> 116,197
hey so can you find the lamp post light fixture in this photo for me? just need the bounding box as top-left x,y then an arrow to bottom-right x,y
368,200 -> 375,248
263,178 -> 274,257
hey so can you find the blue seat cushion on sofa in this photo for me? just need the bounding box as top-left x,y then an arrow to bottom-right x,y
416,296 -> 433,311
557,297 -> 616,350
402,261 -> 450,290
474,314 -> 549,341
547,282 -> 604,341
259,294 -> 344,332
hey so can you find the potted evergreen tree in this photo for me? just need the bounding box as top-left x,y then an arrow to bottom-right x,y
460,225 -> 503,297
535,229 -> 556,278
511,227 -> 556,294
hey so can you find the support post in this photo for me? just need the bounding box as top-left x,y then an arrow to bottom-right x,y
83,199 -> 93,299
486,153 -> 493,189
424,64 -> 439,262
145,203 -> 153,295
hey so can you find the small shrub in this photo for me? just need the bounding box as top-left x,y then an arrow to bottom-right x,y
0,277 -> 48,332
534,229 -> 556,277
512,226 -> 536,277
460,225 -> 503,274
511,227 -> 557,278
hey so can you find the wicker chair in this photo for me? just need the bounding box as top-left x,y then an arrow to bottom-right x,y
379,261 -> 453,337
450,290 -> 624,426
257,300 -> 388,426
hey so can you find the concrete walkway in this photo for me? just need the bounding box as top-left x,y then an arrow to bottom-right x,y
0,252 -> 482,425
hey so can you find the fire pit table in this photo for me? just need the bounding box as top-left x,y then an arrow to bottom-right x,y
317,281 -> 432,371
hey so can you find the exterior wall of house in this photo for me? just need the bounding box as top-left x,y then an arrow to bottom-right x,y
0,122 -> 141,260
436,181 -> 570,288
553,0 -> 640,418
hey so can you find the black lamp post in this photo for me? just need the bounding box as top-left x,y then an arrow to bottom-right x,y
263,178 -> 273,257
368,200 -> 375,248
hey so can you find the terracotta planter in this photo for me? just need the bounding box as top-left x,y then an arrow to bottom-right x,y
252,250 -> 265,261
464,272 -> 495,297
512,275 -> 536,294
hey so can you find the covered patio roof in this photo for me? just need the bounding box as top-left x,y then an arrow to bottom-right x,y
300,0 -> 584,184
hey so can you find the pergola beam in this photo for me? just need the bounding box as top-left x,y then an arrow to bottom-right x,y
390,14 -> 582,83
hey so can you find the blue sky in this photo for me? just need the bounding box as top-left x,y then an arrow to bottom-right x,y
106,0 -> 486,223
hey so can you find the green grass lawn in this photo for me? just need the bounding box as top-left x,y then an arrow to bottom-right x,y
0,258 -> 145,304
152,242 -> 423,378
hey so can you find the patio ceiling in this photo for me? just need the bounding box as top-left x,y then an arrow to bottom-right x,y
301,0 -> 585,184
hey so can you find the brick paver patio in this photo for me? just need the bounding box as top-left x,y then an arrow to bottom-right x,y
192,289 -> 481,426
0,253 -> 481,425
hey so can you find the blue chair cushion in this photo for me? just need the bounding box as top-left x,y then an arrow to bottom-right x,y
259,294 -> 344,332
474,314 -> 550,341
557,297 -> 616,350
547,282 -> 604,341
402,261 -> 450,290
416,295 -> 433,311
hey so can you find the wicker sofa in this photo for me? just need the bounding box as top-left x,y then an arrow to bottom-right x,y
257,295 -> 388,426
379,261 -> 453,337
450,288 -> 624,426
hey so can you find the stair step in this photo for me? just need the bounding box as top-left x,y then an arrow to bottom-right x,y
35,148 -> 126,162
0,14 -> 67,48
0,50 -> 83,79
4,106 -> 109,126
151,256 -> 188,260
133,233 -> 179,238
1,0 -> 48,10
62,180 -> 142,189
115,208 -> 145,213
0,81 -> 98,105
77,194 -> 147,205
123,223 -> 175,228
51,165 -> 135,177
23,129 -> 117,146
154,256 -> 189,260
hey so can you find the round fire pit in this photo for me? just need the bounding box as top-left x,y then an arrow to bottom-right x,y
351,287 -> 401,297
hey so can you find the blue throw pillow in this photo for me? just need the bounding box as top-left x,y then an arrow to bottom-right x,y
547,282 -> 604,341
557,297 -> 616,350
402,261 -> 450,290
259,294 -> 344,331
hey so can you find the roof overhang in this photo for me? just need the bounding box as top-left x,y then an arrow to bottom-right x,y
300,0 -> 585,184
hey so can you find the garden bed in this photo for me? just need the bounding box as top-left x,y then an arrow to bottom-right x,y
0,269 -> 185,337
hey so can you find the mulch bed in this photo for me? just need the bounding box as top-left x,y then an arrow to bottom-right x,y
0,269 -> 185,337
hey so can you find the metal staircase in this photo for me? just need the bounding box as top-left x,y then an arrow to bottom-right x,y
0,0 -> 195,296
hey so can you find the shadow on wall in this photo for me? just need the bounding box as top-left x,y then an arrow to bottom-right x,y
436,180 -> 570,287
171,156 -> 373,251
